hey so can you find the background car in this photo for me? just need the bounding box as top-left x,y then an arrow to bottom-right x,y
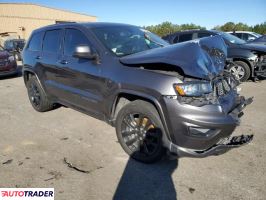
0,45 -> 18,77
247,35 -> 266,45
3,39 -> 25,61
163,30 -> 266,82
227,31 -> 261,42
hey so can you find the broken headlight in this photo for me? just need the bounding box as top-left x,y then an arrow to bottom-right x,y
174,82 -> 212,97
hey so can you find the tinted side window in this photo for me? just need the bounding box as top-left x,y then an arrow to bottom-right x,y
235,33 -> 242,39
64,29 -> 89,56
198,32 -> 212,38
28,32 -> 42,51
178,34 -> 193,42
43,29 -> 62,53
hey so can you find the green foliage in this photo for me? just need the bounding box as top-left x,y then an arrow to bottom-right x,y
144,21 -> 266,37
213,22 -> 266,34
143,21 -> 206,37
252,22 -> 266,34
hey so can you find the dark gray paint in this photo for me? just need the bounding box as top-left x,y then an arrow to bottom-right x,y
22,22 -> 252,157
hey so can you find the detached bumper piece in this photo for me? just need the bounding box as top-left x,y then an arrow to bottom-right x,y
170,134 -> 253,158
255,61 -> 266,78
230,96 -> 253,122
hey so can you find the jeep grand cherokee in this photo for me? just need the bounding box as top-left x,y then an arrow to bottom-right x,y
22,23 -> 253,163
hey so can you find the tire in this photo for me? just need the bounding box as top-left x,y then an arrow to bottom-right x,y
228,61 -> 250,82
26,76 -> 53,112
116,100 -> 165,163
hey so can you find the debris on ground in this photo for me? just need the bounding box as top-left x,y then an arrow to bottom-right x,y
44,171 -> 62,182
63,157 -> 103,174
2,159 -> 13,165
189,187 -> 196,194
18,161 -> 23,166
180,184 -> 196,194
60,137 -> 69,140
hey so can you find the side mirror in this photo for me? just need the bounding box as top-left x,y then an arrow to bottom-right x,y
73,45 -> 97,60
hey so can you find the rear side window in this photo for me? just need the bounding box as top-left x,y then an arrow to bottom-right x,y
178,34 -> 193,42
235,33 -> 242,39
43,29 -> 62,53
198,32 -> 212,38
64,29 -> 90,56
28,32 -> 42,51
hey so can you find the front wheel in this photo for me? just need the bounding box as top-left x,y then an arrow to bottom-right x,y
115,100 -> 165,163
228,61 -> 250,82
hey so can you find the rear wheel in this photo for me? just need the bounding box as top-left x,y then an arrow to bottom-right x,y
228,61 -> 250,82
116,100 -> 165,163
26,76 -> 54,112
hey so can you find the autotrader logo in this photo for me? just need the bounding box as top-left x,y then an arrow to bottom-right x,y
0,188 -> 54,200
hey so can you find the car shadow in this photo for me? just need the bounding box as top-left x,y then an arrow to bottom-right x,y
113,158 -> 178,200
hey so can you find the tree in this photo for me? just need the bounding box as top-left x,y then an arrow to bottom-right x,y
144,22 -> 206,37
217,21 -> 265,34
219,22 -> 235,32
143,21 -> 266,36
252,22 -> 266,34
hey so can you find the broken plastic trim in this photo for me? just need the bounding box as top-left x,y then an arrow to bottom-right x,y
170,134 -> 253,158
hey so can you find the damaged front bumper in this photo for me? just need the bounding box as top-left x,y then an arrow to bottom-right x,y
169,134 -> 253,158
162,94 -> 254,158
255,61 -> 266,78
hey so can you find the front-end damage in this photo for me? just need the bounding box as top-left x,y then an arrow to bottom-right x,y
120,35 -> 254,157
254,53 -> 266,78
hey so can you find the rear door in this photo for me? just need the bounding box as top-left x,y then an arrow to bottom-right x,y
23,31 -> 43,72
58,28 -> 104,118
40,29 -> 64,98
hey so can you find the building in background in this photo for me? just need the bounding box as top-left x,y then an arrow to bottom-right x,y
0,3 -> 97,41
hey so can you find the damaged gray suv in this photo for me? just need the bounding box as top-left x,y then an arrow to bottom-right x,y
22,23 -> 253,163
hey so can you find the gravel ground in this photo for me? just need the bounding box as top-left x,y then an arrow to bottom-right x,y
0,69 -> 265,200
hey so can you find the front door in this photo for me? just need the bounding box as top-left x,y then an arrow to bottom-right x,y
58,28 -> 104,118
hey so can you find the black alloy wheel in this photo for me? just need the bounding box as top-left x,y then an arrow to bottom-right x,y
116,100 -> 165,163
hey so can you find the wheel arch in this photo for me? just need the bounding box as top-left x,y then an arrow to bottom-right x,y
23,68 -> 46,93
110,90 -> 171,141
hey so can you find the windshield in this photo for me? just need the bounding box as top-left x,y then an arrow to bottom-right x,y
253,32 -> 261,37
14,40 -> 25,49
5,40 -> 25,50
91,26 -> 169,56
219,32 -> 246,44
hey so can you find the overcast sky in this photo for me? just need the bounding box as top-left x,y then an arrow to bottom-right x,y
3,0 -> 266,28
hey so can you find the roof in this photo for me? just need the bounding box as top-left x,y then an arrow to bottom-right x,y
32,22 -> 137,33
0,2 -> 97,18
227,31 -> 256,33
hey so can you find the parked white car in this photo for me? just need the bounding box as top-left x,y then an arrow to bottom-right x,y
227,31 -> 261,42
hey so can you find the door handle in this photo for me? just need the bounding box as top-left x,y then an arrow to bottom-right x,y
35,56 -> 42,60
59,60 -> 68,65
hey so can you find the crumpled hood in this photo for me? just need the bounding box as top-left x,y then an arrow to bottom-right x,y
120,35 -> 227,80
240,43 -> 266,52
